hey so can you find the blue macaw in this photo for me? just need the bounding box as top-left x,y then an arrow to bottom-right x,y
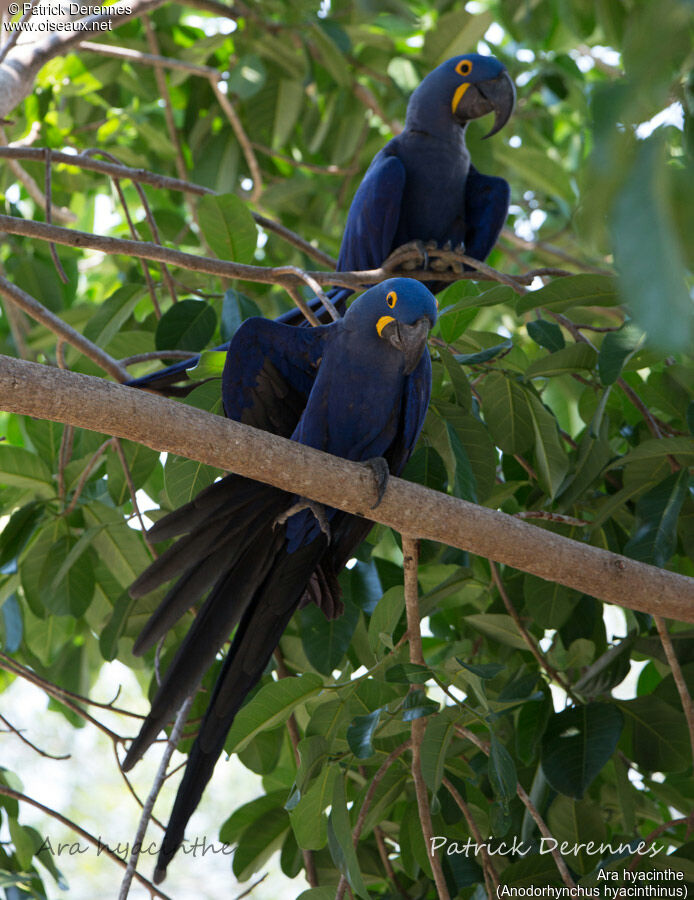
128,53 -> 513,393
122,277 -> 438,882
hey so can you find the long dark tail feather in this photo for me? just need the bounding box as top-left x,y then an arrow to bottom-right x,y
152,538 -> 327,883
122,524 -> 285,772
124,288 -> 352,395
132,493 -> 287,655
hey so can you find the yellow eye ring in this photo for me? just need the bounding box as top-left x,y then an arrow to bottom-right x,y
456,59 -> 473,77
386,291 -> 397,308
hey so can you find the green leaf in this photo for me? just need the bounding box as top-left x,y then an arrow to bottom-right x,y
273,79 -> 304,147
401,445 -> 447,492
496,143 -> 575,202
82,502 -> 151,589
219,790 -> 288,845
454,339 -> 513,366
367,586 -> 404,655
385,663 -> 431,684
346,709 -> 381,759
438,304 -> 479,345
402,689 -> 438,721
220,288 -> 262,341
516,274 -> 620,315
546,796 -> 606,875
527,394 -> 569,499
238,726 -> 283,775
327,776 -> 370,900
232,807 -> 289,880
612,132 -> 693,351
289,765 -> 337,850
309,23 -> 351,86
424,7 -> 494,64
527,319 -> 565,352
185,349 -> 226,380
525,343 -> 597,379
478,372 -> 534,455
610,437 -> 694,469
465,614 -> 529,651
419,711 -> 456,792
40,534 -> 96,618
574,633 -> 637,695
300,595 -> 359,675
597,323 -> 645,385
83,284 -> 143,347
197,193 -> 258,264
620,695 -> 690,772
624,470 -> 689,566
155,299 -> 217,353
488,734 -> 517,805
438,346 -> 473,409
0,446 -> 54,497
541,702 -> 623,798
523,575 -> 580,629
164,454 -> 222,508
0,501 -> 45,568
106,440 -> 159,506
225,673 -> 324,753
446,423 -> 477,502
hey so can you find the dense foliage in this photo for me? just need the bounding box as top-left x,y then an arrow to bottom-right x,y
0,0 -> 693,897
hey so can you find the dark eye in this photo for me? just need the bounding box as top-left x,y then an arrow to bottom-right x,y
456,59 -> 473,77
386,291 -> 397,308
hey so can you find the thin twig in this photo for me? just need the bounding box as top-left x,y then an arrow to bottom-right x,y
654,617 -> 694,767
64,437 -> 114,516
44,148 -> 69,283
454,724 -> 577,889
0,712 -> 70,760
118,695 -> 193,900
0,274 -> 130,381
0,125 -> 76,223
113,438 -> 158,557
490,562 -> 579,702
335,740 -> 411,900
401,535 -> 450,899
209,78 -> 263,203
0,147 -> 334,266
0,784 -> 171,900
442,777 -> 499,893
273,648 -> 318,887
0,653 -> 125,741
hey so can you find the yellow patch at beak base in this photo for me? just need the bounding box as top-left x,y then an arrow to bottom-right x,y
376,315 -> 395,337
451,82 -> 470,115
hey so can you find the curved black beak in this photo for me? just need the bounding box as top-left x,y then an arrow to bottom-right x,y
379,316 -> 431,374
454,70 -> 516,138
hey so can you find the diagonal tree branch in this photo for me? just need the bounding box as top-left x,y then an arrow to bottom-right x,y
1,354 -> 693,622
0,275 -> 130,381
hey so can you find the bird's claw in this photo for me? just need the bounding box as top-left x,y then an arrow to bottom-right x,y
275,498 -> 331,541
430,241 -> 466,273
384,240 -> 427,273
363,456 -> 390,509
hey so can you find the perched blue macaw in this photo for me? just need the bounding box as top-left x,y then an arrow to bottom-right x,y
128,53 -> 513,393
122,277 -> 438,882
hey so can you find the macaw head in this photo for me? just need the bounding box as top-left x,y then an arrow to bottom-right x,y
407,53 -> 515,138
344,278 -> 438,374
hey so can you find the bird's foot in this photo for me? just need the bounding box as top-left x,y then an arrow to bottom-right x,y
275,498 -> 331,541
363,456 -> 390,509
429,241 -> 466,273
384,240 -> 428,273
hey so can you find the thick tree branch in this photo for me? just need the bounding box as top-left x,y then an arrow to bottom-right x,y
1,355 -> 694,621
